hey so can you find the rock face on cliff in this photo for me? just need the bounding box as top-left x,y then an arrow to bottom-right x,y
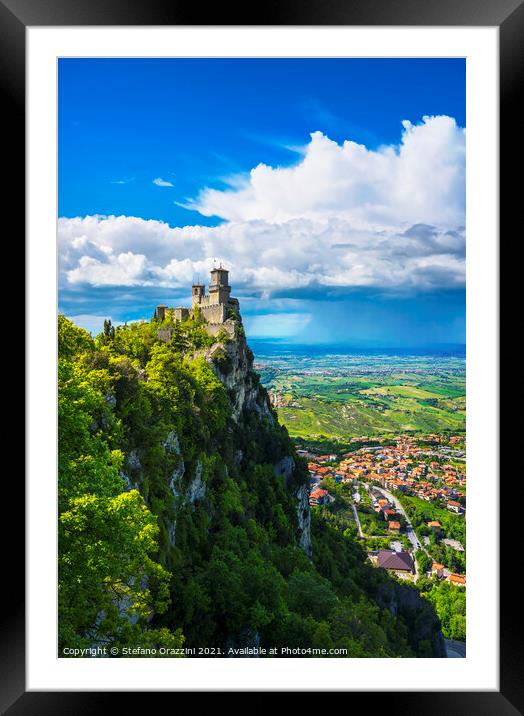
200,317 -> 312,556
295,483 -> 313,556
203,318 -> 273,423
123,315 -> 312,559
375,580 -> 446,657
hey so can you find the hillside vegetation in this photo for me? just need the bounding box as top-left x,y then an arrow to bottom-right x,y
58,314 -> 445,657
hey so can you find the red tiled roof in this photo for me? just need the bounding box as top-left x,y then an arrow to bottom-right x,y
449,574 -> 466,584
310,489 -> 328,499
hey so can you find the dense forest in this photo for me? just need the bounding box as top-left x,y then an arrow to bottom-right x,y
58,311 -> 445,657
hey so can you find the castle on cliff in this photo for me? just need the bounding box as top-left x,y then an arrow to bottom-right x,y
154,266 -> 239,326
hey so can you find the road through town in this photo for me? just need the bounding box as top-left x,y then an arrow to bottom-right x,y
379,487 -> 422,553
351,503 -> 364,538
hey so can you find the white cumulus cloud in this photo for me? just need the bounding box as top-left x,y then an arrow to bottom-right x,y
188,116 -> 465,229
58,117 -> 465,298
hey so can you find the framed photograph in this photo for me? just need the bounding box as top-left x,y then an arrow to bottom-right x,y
5,0 -> 520,708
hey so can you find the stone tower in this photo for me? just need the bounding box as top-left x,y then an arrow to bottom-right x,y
154,304 -> 169,321
208,267 -> 231,306
191,283 -> 205,308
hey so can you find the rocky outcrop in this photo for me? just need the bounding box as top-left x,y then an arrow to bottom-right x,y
168,460 -> 185,498
167,521 -> 177,547
163,430 -> 181,455
375,580 -> 446,657
168,460 -> 206,545
122,449 -> 143,490
204,320 -> 312,558
274,455 -> 294,484
124,320 -> 311,561
120,472 -> 133,492
204,319 -> 273,423
126,449 -> 142,471
186,461 -> 206,504
233,449 -> 243,465
273,456 -> 312,557
295,484 -> 312,557
165,430 -> 185,503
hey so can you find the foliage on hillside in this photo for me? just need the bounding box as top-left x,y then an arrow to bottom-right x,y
58,314 -> 444,657
418,579 -> 466,641
58,316 -> 184,654
397,495 -> 465,542
394,493 -> 466,574
278,396 -> 465,441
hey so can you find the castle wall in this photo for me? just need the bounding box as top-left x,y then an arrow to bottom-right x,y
173,307 -> 190,321
193,292 -> 229,310
199,303 -> 227,324
205,321 -> 236,339
157,327 -> 173,343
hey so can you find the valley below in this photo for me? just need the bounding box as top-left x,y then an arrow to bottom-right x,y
255,348 -> 465,442
256,345 -> 466,650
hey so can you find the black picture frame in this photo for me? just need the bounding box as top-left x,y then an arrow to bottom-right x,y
4,0 -> 521,710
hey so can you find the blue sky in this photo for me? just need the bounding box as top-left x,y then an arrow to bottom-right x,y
58,58 -> 466,348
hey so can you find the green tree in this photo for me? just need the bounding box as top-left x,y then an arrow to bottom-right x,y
286,570 -> 338,620
58,313 -> 94,358
58,315 -> 183,654
59,491 -> 172,651
417,550 -> 432,575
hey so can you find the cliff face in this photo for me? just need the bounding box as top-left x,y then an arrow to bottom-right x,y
121,315 -> 312,561
193,317 -> 312,557
294,483 -> 312,556
375,580 -> 447,658
59,313 -> 445,658
203,319 -> 273,424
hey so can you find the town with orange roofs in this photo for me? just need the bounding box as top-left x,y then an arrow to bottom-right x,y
301,433 -> 466,591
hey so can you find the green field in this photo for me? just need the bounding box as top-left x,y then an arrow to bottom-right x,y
362,385 -> 441,399
256,351 -> 465,440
